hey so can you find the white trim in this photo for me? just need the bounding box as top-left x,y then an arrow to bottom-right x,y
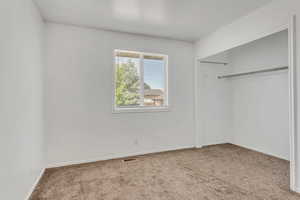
47,145 -> 194,168
288,14 -> 297,192
194,15 -> 297,192
112,106 -> 170,114
230,142 -> 289,161
140,54 -> 145,106
112,50 -> 118,113
112,49 -> 169,113
114,49 -> 168,59
164,55 -> 169,108
295,187 -> 300,194
194,58 -> 201,148
25,168 -> 45,200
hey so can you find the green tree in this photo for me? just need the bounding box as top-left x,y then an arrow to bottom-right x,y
116,59 -> 140,106
115,59 -> 152,106
144,82 -> 151,90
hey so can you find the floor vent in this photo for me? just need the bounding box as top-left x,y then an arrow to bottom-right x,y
123,158 -> 137,162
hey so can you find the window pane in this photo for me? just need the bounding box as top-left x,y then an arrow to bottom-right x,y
115,52 -> 141,107
143,56 -> 165,106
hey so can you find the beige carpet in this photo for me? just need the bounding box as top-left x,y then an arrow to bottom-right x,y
30,144 -> 300,200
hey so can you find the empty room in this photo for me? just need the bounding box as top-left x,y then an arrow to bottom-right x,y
2,0 -> 300,199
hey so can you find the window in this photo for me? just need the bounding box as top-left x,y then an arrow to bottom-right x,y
113,50 -> 168,112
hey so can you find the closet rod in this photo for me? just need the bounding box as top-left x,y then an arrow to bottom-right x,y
200,61 -> 228,65
217,66 -> 289,79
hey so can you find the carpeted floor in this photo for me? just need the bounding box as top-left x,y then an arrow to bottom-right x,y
30,144 -> 300,200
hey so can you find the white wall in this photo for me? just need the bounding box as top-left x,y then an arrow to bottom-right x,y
0,0 -> 45,199
195,0 -> 300,190
45,23 -> 195,167
229,30 -> 289,160
197,52 -> 233,146
195,0 -> 295,59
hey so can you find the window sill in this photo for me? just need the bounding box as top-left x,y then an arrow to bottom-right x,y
112,106 -> 170,114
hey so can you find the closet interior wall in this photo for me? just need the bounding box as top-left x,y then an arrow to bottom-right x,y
198,30 -> 289,160
198,52 -> 233,146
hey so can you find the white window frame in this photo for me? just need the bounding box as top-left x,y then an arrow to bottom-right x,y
113,49 -> 169,113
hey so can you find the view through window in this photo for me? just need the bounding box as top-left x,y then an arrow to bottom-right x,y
114,50 -> 168,111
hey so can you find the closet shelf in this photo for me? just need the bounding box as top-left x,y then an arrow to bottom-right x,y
200,61 -> 228,65
217,66 -> 289,79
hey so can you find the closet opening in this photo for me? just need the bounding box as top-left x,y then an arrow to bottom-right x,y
195,18 -> 297,192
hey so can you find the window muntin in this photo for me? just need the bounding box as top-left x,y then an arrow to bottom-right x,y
114,50 -> 168,112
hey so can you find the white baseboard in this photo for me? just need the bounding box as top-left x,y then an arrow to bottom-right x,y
201,142 -> 230,147
25,168 -> 45,200
47,145 -> 194,168
230,142 -> 289,161
294,187 -> 300,193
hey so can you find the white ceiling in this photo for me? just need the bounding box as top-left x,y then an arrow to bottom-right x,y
34,0 -> 273,42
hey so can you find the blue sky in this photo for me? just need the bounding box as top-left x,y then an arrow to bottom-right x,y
144,59 -> 164,89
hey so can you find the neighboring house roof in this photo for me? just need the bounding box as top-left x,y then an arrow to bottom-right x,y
144,89 -> 163,96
